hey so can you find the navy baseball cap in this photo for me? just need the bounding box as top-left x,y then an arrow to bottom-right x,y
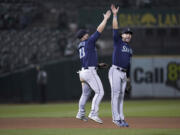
76,29 -> 89,39
121,27 -> 133,35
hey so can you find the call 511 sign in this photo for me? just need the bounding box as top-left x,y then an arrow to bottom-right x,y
131,56 -> 180,98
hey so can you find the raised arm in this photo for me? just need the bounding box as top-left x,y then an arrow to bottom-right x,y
111,4 -> 119,29
97,10 -> 111,33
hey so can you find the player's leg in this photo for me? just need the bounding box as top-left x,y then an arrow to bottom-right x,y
119,79 -> 126,120
76,82 -> 91,121
87,70 -> 104,123
119,72 -> 129,127
108,67 -> 121,121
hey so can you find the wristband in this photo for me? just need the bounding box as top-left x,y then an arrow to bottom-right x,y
113,15 -> 117,18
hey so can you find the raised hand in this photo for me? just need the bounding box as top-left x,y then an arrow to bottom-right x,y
97,10 -> 111,33
103,10 -> 111,20
111,4 -> 119,15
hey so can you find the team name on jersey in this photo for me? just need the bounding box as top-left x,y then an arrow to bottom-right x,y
122,45 -> 133,54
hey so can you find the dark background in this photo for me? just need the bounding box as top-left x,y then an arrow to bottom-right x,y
0,0 -> 180,103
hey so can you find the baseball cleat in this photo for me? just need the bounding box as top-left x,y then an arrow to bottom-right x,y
113,120 -> 121,126
121,120 -> 129,127
88,115 -> 103,124
113,120 -> 129,127
76,115 -> 88,122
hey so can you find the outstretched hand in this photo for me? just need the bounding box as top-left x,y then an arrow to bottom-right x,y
111,4 -> 119,15
97,10 -> 111,33
103,10 -> 111,20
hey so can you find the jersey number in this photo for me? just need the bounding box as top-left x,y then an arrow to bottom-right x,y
79,48 -> 85,58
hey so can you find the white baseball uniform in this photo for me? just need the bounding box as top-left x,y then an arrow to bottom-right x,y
76,31 -> 104,118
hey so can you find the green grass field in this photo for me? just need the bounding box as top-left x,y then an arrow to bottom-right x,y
0,99 -> 180,135
0,128 -> 180,135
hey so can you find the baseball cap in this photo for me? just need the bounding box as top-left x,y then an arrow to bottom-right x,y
76,29 -> 89,39
121,27 -> 133,35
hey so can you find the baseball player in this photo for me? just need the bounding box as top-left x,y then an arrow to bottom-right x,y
76,10 -> 111,124
108,4 -> 133,127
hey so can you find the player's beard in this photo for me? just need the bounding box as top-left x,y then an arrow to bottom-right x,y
123,37 -> 131,43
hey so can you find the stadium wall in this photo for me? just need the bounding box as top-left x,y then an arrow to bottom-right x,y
0,56 -> 180,103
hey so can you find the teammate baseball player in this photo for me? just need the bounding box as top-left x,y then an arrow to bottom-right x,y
76,10 -> 111,124
108,4 -> 133,127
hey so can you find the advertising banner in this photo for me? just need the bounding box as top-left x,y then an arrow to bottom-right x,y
131,56 -> 180,98
79,9 -> 180,28
118,10 -> 180,27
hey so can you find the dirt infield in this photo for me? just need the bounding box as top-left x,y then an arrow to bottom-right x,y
0,117 -> 180,129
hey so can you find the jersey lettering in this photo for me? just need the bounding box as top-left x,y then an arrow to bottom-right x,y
122,45 -> 132,54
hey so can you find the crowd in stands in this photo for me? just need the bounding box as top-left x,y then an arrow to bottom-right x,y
0,0 -> 43,30
0,0 -> 77,75
0,28 -> 61,74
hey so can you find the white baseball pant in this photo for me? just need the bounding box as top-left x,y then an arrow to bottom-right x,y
77,67 -> 104,117
108,65 -> 127,121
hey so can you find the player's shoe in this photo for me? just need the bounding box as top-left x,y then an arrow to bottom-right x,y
113,120 -> 129,127
113,120 -> 121,126
76,115 -> 88,122
121,120 -> 129,127
88,115 -> 103,124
